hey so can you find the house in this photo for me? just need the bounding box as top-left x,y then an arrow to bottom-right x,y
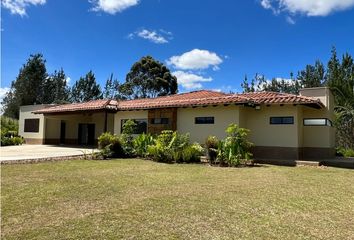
19,87 -> 335,160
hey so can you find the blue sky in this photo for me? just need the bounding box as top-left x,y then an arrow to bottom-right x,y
1,0 -> 354,97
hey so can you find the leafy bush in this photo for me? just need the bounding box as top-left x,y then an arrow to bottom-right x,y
217,124 -> 253,167
336,147 -> 354,157
98,132 -> 113,149
205,136 -> 219,164
147,130 -> 200,163
181,143 -> 204,163
121,120 -> 137,157
1,136 -> 25,146
133,133 -> 155,157
97,132 -> 124,159
1,116 -> 24,146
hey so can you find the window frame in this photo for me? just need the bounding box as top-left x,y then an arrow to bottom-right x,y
120,119 -> 148,134
24,118 -> 40,132
269,116 -> 294,125
150,118 -> 169,125
303,118 -> 332,127
195,117 -> 215,124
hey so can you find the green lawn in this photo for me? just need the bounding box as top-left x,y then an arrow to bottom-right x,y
1,159 -> 354,240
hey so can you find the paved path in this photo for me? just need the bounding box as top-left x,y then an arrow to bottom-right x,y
0,145 -> 99,162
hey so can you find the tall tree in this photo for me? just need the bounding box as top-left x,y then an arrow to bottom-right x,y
119,56 -> 178,99
241,75 -> 255,93
296,60 -> 325,88
327,47 -> 354,149
2,54 -> 48,119
41,68 -> 70,104
103,73 -> 121,99
71,70 -> 102,102
241,73 -> 300,94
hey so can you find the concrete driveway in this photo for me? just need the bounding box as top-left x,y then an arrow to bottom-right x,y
0,145 -> 98,162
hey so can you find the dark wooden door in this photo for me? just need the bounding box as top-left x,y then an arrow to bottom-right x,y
78,123 -> 95,145
87,124 -> 95,145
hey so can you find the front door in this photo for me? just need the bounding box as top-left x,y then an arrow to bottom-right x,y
87,124 -> 95,145
78,124 -> 95,145
60,121 -> 66,144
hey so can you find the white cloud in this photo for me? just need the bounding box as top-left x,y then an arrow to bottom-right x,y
167,49 -> 223,70
172,71 -> 212,90
90,0 -> 139,14
2,0 -> 46,16
128,29 -> 172,44
66,77 -> 71,86
0,87 -> 10,101
136,29 -> 168,44
286,16 -> 295,24
260,0 -> 354,17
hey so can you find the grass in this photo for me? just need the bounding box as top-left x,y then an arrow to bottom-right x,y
1,159 -> 354,240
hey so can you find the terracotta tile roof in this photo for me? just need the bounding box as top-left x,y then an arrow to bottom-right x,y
117,91 -> 324,110
117,90 -> 233,110
33,99 -> 117,114
33,90 -> 324,114
234,92 -> 324,106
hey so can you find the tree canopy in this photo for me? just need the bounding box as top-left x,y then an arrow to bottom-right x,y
71,70 -> 102,102
103,73 -> 121,99
41,68 -> 70,104
2,54 -> 48,118
119,56 -> 178,99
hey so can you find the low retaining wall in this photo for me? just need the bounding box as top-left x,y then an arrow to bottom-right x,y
0,154 -> 95,165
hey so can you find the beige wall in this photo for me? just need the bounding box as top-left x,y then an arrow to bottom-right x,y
114,103 -> 333,150
302,106 -> 335,148
177,105 -> 240,143
45,118 -> 61,139
114,110 -> 148,135
300,88 -> 335,149
45,112 -> 115,141
19,105 -> 50,141
244,105 -> 300,147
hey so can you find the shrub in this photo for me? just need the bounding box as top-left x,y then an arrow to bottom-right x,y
337,147 -> 354,157
181,143 -> 204,163
97,132 -> 124,159
121,120 -> 137,157
1,116 -> 23,146
147,130 -> 175,163
133,133 -> 155,157
12,136 -> 25,145
217,124 -> 253,167
205,136 -> 219,164
98,132 -> 113,149
147,130 -> 197,163
1,136 -> 24,146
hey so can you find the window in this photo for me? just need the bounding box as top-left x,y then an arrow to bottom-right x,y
270,116 -> 294,125
121,119 -> 147,134
151,118 -> 169,124
195,117 -> 214,124
304,118 -> 332,126
24,118 -> 40,132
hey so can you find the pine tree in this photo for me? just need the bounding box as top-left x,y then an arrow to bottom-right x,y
42,68 -> 70,104
297,60 -> 325,88
2,54 -> 48,119
103,73 -> 121,99
70,71 -> 102,102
